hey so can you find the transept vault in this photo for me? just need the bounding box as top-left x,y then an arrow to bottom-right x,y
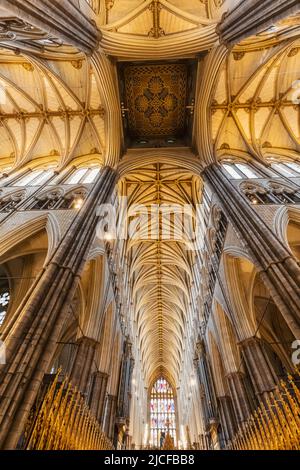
0,0 -> 299,452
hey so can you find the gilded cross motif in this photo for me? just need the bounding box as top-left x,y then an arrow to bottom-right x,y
123,63 -> 187,138
148,0 -> 165,38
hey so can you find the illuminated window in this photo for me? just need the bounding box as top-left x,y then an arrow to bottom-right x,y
271,163 -> 296,178
149,377 -> 176,448
284,162 -> 300,175
15,169 -> 53,186
222,164 -> 242,179
235,164 -> 258,179
64,167 -> 100,184
0,270 -> 10,326
222,163 -> 260,179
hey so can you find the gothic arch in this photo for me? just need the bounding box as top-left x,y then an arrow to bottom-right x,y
222,253 -> 258,340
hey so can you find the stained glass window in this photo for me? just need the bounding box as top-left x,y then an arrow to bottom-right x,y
149,377 -> 176,448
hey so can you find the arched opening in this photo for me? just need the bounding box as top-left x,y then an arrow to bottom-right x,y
252,274 -> 295,376
0,226 -> 49,328
149,377 -> 176,448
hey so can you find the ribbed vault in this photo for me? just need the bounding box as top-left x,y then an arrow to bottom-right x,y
0,50 -> 105,172
211,38 -> 300,163
119,163 -> 202,385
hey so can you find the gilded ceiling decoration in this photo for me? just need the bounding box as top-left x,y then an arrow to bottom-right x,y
119,163 -> 201,383
0,51 -> 105,171
211,39 -> 300,162
123,63 -> 187,138
149,0 -> 164,38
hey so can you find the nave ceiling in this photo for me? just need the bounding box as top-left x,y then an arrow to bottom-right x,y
118,162 -> 202,385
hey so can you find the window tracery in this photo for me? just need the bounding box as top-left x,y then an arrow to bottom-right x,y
29,187 -> 87,210
64,167 -> 100,185
241,182 -> 300,204
221,162 -> 260,179
149,377 -> 176,448
271,162 -> 300,178
0,190 -> 25,212
14,169 -> 54,187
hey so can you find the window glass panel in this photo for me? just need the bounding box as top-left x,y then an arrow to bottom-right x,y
285,162 -> 300,174
0,269 -> 10,326
149,377 -> 176,448
30,169 -> 53,186
236,164 -> 258,179
82,167 -> 100,184
222,164 -> 242,179
271,163 -> 295,177
16,170 -> 43,186
65,168 -> 88,184
0,291 -> 9,326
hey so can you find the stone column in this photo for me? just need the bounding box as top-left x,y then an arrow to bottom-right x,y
203,164 -> 300,340
0,166 -> 118,449
226,372 -> 252,424
218,0 -> 300,47
1,0 -> 100,54
240,337 -> 277,398
117,340 -> 134,420
194,341 -> 218,426
218,396 -> 237,443
69,337 -> 98,397
103,394 -> 117,441
89,371 -> 109,424
115,339 -> 134,449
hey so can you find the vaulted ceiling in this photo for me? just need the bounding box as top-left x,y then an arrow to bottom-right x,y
0,51 -> 105,172
119,163 -> 201,384
212,38 -> 300,163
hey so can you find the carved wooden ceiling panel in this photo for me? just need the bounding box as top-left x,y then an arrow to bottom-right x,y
123,62 -> 188,139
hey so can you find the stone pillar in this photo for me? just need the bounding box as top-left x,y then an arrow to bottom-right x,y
203,164 -> 300,340
226,372 -> 252,424
0,166 -> 118,449
194,341 -> 218,426
89,371 -> 109,424
69,337 -> 98,396
115,339 -> 134,449
1,0 -> 100,53
117,340 -> 134,420
218,396 -> 237,443
240,337 -> 277,397
103,394 -> 117,441
218,0 -> 300,47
